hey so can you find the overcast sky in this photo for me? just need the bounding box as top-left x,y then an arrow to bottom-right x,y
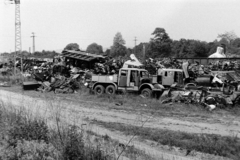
1,0 -> 240,53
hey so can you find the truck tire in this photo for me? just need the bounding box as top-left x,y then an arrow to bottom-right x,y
234,95 -> 240,108
105,85 -> 116,95
94,85 -> 105,95
141,88 -> 152,98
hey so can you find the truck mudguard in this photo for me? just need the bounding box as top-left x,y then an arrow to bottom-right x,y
92,82 -> 117,90
139,83 -> 164,91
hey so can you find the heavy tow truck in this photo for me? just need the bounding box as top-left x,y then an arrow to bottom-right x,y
88,67 -> 164,98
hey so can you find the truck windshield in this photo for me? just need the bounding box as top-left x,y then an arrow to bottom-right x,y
140,71 -> 148,77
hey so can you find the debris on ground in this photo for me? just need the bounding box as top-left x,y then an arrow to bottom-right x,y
1,47 -> 240,101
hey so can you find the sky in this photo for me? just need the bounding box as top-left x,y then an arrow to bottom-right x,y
1,0 -> 240,53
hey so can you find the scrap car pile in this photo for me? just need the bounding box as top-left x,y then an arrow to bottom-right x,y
1,47 -> 240,110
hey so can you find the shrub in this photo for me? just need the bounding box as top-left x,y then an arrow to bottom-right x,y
63,125 -> 85,160
62,125 -> 109,160
8,118 -> 49,146
0,140 -> 60,160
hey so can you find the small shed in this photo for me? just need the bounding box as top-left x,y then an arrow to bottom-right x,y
61,50 -> 105,69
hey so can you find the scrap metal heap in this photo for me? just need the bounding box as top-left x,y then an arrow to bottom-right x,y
1,52 -> 240,109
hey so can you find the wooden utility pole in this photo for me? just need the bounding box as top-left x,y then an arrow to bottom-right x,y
134,37 -> 137,54
31,32 -> 35,54
143,44 -> 146,63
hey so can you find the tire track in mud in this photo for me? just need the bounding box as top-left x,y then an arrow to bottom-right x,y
0,90 -> 236,160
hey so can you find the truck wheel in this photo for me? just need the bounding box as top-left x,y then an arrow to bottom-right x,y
105,85 -> 116,95
234,95 -> 240,108
141,88 -> 152,98
94,85 -> 105,95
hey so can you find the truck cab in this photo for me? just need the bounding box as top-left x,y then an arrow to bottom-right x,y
156,68 -> 184,87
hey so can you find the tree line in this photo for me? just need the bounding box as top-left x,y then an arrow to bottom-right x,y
2,27 -> 240,60
65,28 -> 240,60
1,50 -> 59,59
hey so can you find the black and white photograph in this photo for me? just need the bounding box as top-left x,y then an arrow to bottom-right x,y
1,0 -> 240,159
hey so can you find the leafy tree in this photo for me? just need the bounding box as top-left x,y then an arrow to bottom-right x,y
110,32 -> 127,57
232,38 -> 240,48
86,43 -> 103,54
148,28 -> 172,58
218,31 -> 238,45
193,41 -> 210,57
132,43 -> 149,62
21,50 -> 31,57
208,40 -> 219,55
171,39 -> 210,58
32,50 -> 59,58
110,44 -> 127,57
171,39 -> 187,58
113,32 -> 125,46
104,49 -> 111,56
64,43 -> 80,51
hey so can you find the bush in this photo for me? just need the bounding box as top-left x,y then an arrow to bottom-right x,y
8,118 -> 49,146
62,125 -> 108,160
0,140 -> 60,160
63,125 -> 85,160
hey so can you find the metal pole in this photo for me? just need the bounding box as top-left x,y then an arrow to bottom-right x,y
14,0 -> 21,74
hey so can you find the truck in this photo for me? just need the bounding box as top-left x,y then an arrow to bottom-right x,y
88,67 -> 164,98
154,68 -> 240,90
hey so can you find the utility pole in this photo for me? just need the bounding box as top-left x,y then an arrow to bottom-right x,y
143,44 -> 146,63
134,37 -> 137,54
31,32 -> 35,54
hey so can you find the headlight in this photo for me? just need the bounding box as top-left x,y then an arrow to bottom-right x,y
237,85 -> 240,91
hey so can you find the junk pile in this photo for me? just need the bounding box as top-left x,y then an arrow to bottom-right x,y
1,47 -> 239,99
143,57 -> 239,75
28,63 -> 87,93
93,58 -> 124,75
161,82 -> 240,110
36,74 -> 82,94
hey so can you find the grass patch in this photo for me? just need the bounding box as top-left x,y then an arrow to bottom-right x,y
0,73 -> 34,85
91,120 -> 240,160
2,83 -> 240,124
0,103 -> 111,160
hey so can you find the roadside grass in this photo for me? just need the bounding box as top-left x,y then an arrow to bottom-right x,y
1,83 -> 240,123
0,102 -> 112,160
0,73 -> 33,85
0,97 -> 158,160
91,120 -> 240,160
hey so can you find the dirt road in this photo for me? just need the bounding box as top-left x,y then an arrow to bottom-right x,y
0,89 -> 237,160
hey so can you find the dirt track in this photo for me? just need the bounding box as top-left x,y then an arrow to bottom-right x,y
0,89 -> 237,160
